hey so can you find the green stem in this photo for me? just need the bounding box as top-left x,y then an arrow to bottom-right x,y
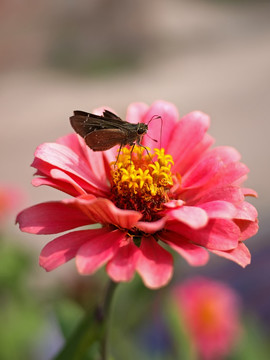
100,280 -> 118,360
54,279 -> 118,360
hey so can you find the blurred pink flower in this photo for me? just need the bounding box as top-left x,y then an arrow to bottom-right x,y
0,184 -> 22,226
16,101 -> 258,289
172,277 -> 242,360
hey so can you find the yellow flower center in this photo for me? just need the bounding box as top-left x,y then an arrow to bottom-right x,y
110,145 -> 174,221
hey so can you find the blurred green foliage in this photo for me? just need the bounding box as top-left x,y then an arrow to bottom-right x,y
0,239 -> 44,360
1,234 -> 270,360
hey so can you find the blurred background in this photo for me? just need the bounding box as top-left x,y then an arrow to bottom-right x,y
0,0 -> 269,359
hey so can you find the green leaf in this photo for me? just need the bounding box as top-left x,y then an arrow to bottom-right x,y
53,280 -> 118,360
53,307 -> 105,360
54,299 -> 85,340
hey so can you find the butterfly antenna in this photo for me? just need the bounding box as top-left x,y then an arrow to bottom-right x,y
146,133 -> 158,142
147,115 -> 163,148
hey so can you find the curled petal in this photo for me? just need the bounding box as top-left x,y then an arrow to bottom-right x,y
32,142 -> 109,195
39,228 -> 109,271
76,229 -> 125,274
136,218 -> 166,233
137,236 -> 173,289
242,188 -> 258,197
71,196 -> 142,229
210,242 -> 251,267
234,202 -> 258,221
32,176 -> 86,197
32,142 -> 90,180
234,219 -> 259,241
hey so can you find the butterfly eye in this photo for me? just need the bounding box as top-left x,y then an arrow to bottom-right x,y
137,124 -> 147,135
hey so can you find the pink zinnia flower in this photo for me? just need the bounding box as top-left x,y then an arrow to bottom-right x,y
172,276 -> 242,360
16,101 -> 258,289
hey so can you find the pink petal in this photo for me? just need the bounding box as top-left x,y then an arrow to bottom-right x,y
101,147 -> 119,181
167,206 -> 208,229
56,133 -> 84,155
58,133 -> 114,182
78,137 -> 109,184
33,142 -> 89,179
126,102 -> 149,124
234,202 -> 258,221
215,162 -> 249,188
167,111 -> 210,171
32,176 -> 86,197
242,188 -> 258,197
136,236 -> 173,289
234,219 -> 259,241
175,133 -> 214,175
159,231 -> 209,266
182,156 -> 221,189
136,218 -> 166,233
182,163 -> 249,206
71,196 -> 142,229
50,168 -> 89,195
106,239 -> 140,282
166,219 -> 240,251
142,100 -> 179,150
16,201 -> 92,234
76,229 -> 125,274
198,201 -> 236,219
32,142 -> 108,195
210,242 -> 251,268
182,146 -> 242,189
39,228 -> 109,271
196,185 -> 244,205
164,200 -> 185,209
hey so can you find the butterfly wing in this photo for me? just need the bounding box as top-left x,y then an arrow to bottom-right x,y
84,128 -> 126,151
70,113 -> 101,137
102,109 -> 123,121
70,110 -> 125,138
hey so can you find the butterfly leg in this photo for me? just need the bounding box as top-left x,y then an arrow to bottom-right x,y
137,142 -> 154,163
130,143 -> 135,164
114,144 -> 123,167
